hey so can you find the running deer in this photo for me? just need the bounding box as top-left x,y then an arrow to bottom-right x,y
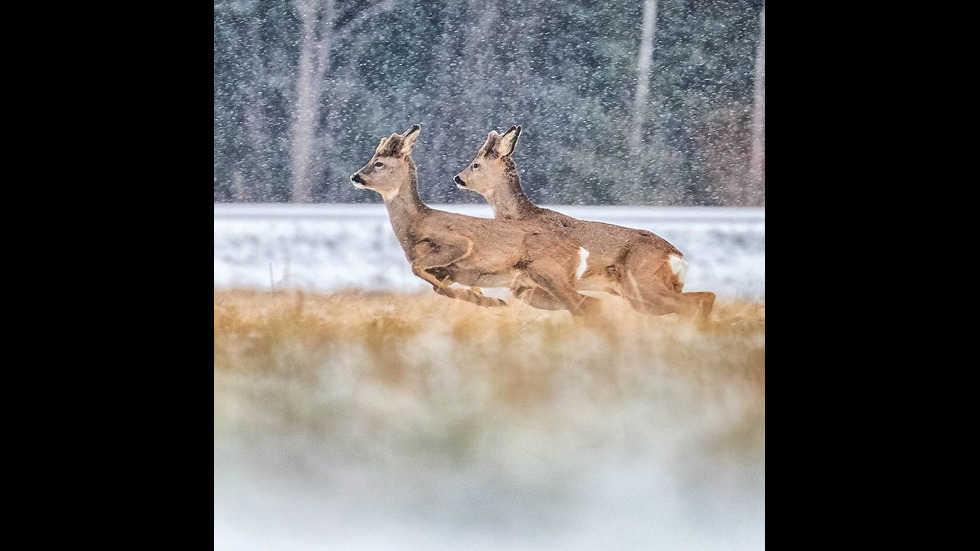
350,125 -> 600,317
453,125 -> 715,322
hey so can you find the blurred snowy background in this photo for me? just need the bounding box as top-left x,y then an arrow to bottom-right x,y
214,204 -> 764,300
214,0 -> 764,207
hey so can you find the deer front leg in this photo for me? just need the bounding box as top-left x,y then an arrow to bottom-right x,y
411,265 -> 506,308
411,239 -> 506,308
510,285 -> 565,311
524,260 -> 601,318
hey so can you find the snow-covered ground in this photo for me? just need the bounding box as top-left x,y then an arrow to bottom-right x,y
214,204 -> 765,300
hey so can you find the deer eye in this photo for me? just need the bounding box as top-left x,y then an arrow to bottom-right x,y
472,163 -> 480,169
374,162 -> 384,167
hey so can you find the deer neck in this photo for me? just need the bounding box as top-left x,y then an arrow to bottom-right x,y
490,157 -> 541,220
384,158 -> 430,247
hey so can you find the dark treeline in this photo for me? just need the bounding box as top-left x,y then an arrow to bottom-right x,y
214,0 -> 765,206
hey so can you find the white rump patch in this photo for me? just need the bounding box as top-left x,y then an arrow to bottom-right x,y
669,254 -> 688,285
576,247 -> 590,279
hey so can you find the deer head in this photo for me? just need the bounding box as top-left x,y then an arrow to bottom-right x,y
454,125 -> 521,197
351,124 -> 421,202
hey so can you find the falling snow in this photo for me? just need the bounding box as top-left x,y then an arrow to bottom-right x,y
214,0 -> 765,206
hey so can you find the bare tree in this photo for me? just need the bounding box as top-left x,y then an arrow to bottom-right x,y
628,0 -> 658,152
289,0 -> 394,203
747,6 -> 765,205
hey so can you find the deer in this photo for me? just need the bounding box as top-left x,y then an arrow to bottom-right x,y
350,125 -> 600,318
453,125 -> 715,322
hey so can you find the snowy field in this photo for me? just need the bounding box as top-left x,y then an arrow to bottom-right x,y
214,204 -> 765,300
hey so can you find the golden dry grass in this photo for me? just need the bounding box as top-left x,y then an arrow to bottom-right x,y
214,289 -> 764,384
215,289 -> 765,546
215,289 -> 764,446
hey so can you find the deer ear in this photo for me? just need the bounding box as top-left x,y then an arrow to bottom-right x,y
400,124 -> 420,156
375,136 -> 390,155
481,131 -> 500,156
496,125 -> 522,157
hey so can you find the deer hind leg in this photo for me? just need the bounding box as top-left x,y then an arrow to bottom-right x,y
682,291 -> 715,324
622,271 -> 715,323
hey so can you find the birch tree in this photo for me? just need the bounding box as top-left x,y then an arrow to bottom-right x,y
628,0 -> 658,152
289,0 -> 394,203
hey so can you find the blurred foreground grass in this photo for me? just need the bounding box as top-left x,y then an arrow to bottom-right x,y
214,289 -> 765,549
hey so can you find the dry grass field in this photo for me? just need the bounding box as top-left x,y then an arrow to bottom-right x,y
214,289 -> 765,549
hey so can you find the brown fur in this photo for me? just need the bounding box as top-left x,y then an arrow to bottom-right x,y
352,125 -> 601,318
455,126 -> 715,323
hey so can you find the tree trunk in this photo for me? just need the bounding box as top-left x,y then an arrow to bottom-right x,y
748,6 -> 765,206
628,0 -> 658,152
289,0 -> 334,203
290,1 -> 319,203
289,0 -> 386,203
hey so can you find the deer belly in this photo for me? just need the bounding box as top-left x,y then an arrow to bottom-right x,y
577,272 -> 619,293
451,269 -> 518,289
